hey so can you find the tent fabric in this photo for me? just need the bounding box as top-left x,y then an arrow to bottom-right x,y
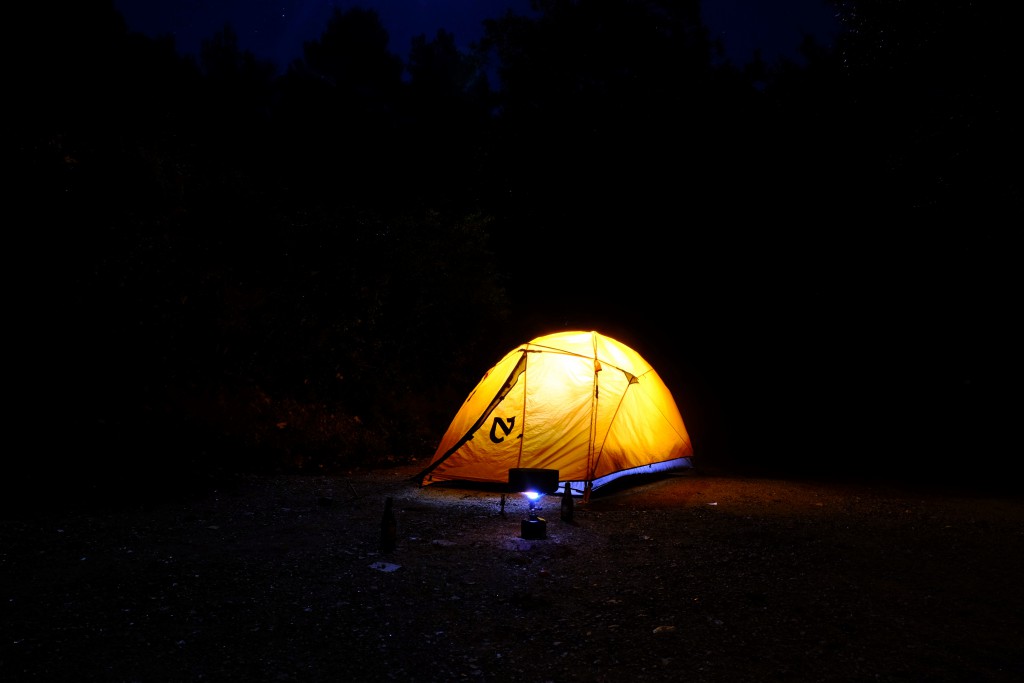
417,330 -> 693,498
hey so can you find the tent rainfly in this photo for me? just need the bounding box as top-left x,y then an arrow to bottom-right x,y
417,330 -> 693,501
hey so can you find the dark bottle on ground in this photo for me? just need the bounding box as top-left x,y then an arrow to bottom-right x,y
560,483 -> 574,523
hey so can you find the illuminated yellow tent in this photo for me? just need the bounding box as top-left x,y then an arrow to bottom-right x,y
417,330 -> 693,500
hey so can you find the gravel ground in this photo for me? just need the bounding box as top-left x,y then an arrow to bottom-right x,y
2,465 -> 1022,682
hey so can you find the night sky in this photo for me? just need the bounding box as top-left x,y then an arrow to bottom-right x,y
112,0 -> 841,70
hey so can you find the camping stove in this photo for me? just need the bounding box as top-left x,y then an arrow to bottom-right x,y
507,469 -> 557,540
520,498 -> 547,539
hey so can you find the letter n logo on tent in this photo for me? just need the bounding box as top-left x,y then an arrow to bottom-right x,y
490,416 -> 515,443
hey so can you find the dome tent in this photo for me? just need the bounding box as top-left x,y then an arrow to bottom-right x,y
417,330 -> 693,501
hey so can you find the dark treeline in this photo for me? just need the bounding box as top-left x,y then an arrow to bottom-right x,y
10,0 -> 1018,508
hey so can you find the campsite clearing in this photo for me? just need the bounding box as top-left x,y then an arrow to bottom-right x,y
2,465 -> 1022,682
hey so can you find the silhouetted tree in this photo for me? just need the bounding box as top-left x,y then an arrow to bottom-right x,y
272,7 -> 406,204
477,0 -> 761,223
403,29 -> 498,208
186,25 -> 281,207
747,0 -> 1020,480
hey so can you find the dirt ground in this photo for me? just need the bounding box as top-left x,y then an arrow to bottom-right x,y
2,464 -> 1022,682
